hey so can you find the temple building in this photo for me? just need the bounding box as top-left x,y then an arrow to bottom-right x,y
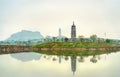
71,21 -> 76,42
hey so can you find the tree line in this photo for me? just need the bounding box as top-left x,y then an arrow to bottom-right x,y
44,34 -> 117,43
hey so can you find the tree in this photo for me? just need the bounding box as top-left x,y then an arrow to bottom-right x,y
64,37 -> 69,42
26,40 -> 31,46
78,35 -> 85,42
90,34 -> 97,42
106,39 -> 111,43
98,38 -> 104,43
52,37 -> 57,42
45,36 -> 52,42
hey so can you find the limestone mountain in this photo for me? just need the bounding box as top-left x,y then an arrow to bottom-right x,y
6,30 -> 44,41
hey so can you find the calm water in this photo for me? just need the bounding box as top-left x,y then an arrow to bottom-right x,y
0,51 -> 120,77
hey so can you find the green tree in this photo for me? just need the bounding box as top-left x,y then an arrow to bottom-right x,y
45,36 -> 52,42
98,38 -> 104,43
78,35 -> 85,42
52,37 -> 56,42
90,34 -> 97,42
106,39 -> 111,43
52,37 -> 59,42
64,37 -> 69,42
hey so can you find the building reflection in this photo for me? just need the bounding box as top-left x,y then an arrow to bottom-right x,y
41,54 -> 106,75
58,56 -> 62,63
71,56 -> 77,75
10,51 -> 107,76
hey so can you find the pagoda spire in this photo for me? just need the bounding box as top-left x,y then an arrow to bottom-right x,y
73,21 -> 74,25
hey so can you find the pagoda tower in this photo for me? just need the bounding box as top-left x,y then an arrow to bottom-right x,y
71,21 -> 76,42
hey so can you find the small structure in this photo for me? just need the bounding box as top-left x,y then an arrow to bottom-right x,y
59,28 -> 62,37
58,28 -> 62,42
57,28 -> 66,42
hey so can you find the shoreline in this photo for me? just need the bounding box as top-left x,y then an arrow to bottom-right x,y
33,47 -> 120,51
0,45 -> 120,53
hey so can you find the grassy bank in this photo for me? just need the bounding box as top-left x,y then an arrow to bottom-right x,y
32,42 -> 119,56
33,42 -> 113,48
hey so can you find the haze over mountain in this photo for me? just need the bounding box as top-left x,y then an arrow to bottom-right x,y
6,30 -> 44,41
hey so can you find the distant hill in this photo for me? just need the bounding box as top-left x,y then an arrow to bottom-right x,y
6,30 -> 44,41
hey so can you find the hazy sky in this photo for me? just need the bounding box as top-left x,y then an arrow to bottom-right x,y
0,0 -> 120,40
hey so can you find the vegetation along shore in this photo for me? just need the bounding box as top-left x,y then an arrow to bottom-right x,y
33,42 -> 120,51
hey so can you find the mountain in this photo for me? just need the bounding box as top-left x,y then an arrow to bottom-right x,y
6,30 -> 44,41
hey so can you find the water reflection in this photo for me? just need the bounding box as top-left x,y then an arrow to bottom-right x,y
0,51 -> 120,77
42,55 -> 103,63
58,56 -> 62,63
11,52 -> 42,62
78,56 -> 85,62
40,54 -> 111,75
71,56 -> 76,75
90,55 -> 97,63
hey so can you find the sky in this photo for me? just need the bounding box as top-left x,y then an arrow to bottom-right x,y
0,0 -> 120,41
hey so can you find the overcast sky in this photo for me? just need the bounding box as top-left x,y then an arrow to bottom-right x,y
0,0 -> 120,40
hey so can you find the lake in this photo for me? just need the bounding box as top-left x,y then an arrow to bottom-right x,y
0,51 -> 120,77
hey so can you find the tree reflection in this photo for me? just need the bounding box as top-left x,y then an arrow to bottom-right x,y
97,55 -> 101,60
46,55 -> 52,60
53,57 -> 57,61
43,55 -> 47,58
78,56 -> 84,63
65,56 -> 69,61
41,54 -> 103,65
90,55 -> 97,63
25,52 -> 109,76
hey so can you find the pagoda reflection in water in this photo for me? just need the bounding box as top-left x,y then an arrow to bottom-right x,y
71,56 -> 77,75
